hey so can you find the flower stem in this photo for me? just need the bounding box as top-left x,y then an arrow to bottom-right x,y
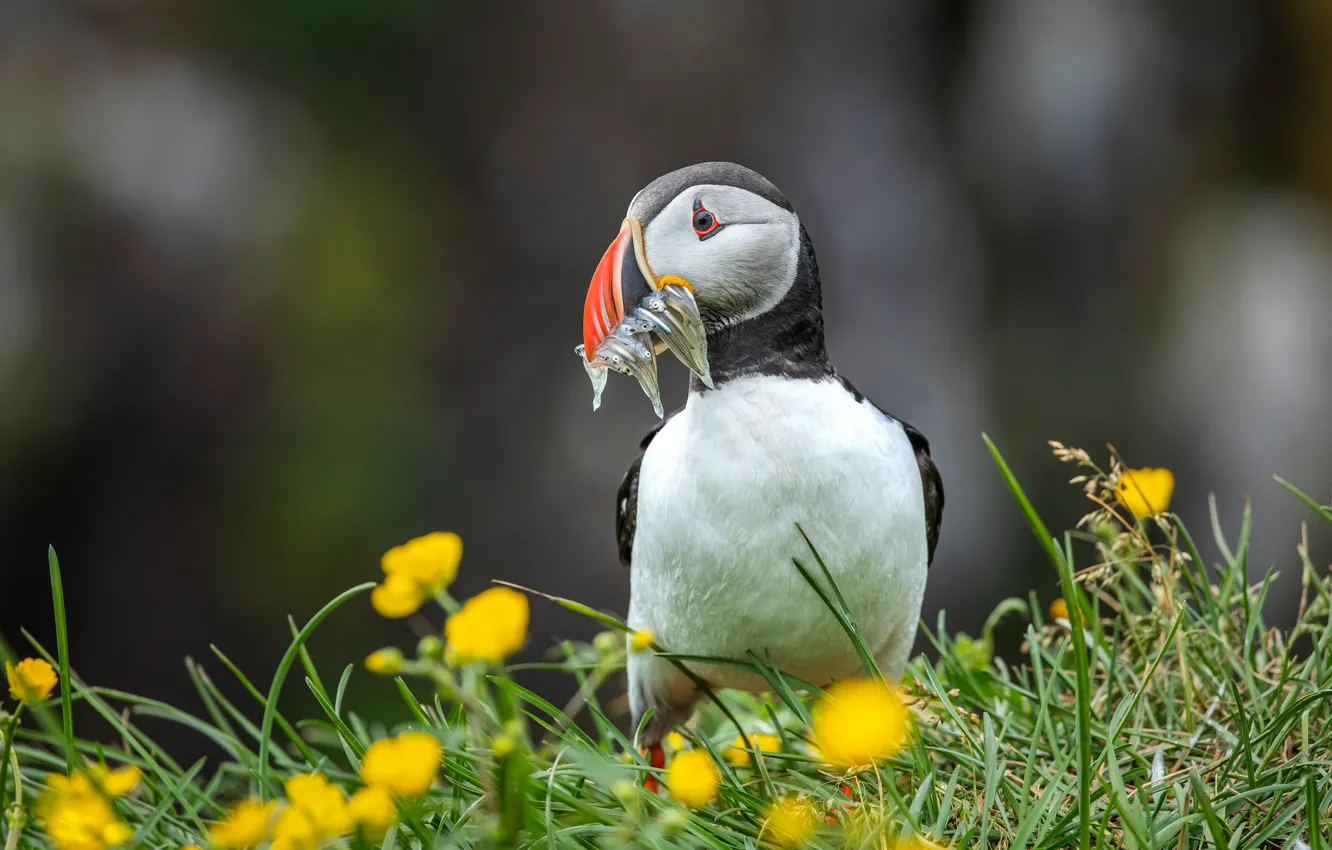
3,800 -> 25,850
433,589 -> 461,616
0,705 -> 24,812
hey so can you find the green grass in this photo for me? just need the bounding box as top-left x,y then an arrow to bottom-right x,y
2,438 -> 1330,849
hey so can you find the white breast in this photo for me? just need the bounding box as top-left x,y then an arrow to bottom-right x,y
628,374 -> 928,689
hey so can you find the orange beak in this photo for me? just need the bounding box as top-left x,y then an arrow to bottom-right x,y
582,217 -> 655,361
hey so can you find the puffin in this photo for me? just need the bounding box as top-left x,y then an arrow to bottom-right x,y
577,162 -> 943,775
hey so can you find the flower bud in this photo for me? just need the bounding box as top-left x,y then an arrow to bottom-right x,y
417,635 -> 444,658
611,779 -> 636,804
629,629 -> 655,653
492,735 -> 516,759
364,648 -> 404,676
592,631 -> 620,655
659,807 -> 689,835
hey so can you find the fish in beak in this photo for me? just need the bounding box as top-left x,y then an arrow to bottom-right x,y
576,217 -> 712,417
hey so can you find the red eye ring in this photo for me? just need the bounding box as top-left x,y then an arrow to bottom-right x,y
692,201 -> 722,239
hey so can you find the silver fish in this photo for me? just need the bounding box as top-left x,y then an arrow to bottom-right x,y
577,281 -> 710,418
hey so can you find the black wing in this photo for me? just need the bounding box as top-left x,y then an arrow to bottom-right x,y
839,377 -> 944,566
899,419 -> 944,565
616,416 -> 671,568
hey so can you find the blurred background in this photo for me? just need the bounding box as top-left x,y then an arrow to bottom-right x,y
2,0 -> 1331,759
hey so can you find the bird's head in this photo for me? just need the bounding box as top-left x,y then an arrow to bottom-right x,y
579,163 -> 828,415
582,162 -> 810,364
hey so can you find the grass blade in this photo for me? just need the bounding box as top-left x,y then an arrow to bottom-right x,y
983,435 -> 1090,850
789,554 -> 879,679
48,546 -> 76,773
1274,475 -> 1332,522
1190,768 -> 1230,847
256,582 -> 374,794
795,524 -> 882,679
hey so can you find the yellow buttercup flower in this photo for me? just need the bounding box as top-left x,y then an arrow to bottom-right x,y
207,798 -> 277,848
349,785 -> 396,839
270,807 -> 317,850
360,731 -> 441,797
724,733 -> 782,766
43,772 -> 94,797
629,629 -> 655,653
1115,468 -> 1174,519
284,773 -> 352,839
35,771 -> 134,850
664,750 -> 720,808
762,797 -> 817,847
7,657 -> 58,702
371,573 -> 427,619
369,532 -> 462,619
88,764 -> 142,797
810,678 -> 910,768
665,731 -> 687,752
364,648 -> 403,676
1048,598 -> 1069,622
444,587 -> 529,663
382,532 -> 462,589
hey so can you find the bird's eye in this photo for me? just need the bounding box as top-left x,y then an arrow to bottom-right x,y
691,202 -> 722,239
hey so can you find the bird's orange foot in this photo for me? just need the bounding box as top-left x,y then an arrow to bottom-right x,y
642,743 -> 666,793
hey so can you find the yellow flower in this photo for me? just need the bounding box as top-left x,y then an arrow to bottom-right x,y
88,764 -> 142,798
270,807 -> 317,850
349,785 -> 396,839
101,822 -> 133,846
364,648 -> 404,676
1115,468 -> 1174,519
371,532 -> 464,618
810,678 -> 910,768
762,797 -> 817,847
665,731 -> 687,752
444,587 -> 529,663
7,657 -> 58,702
371,573 -> 427,619
381,531 -> 462,589
284,773 -> 352,839
664,750 -> 719,808
35,771 -> 134,850
207,798 -> 277,848
1048,598 -> 1069,622
724,733 -> 782,766
895,836 -> 948,850
43,772 -> 94,798
360,731 -> 441,797
629,629 -> 655,653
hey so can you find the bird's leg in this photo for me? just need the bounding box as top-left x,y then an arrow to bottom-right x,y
628,649 -> 698,793
641,742 -> 666,793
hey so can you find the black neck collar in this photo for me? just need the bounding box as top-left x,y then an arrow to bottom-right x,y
689,224 -> 834,391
